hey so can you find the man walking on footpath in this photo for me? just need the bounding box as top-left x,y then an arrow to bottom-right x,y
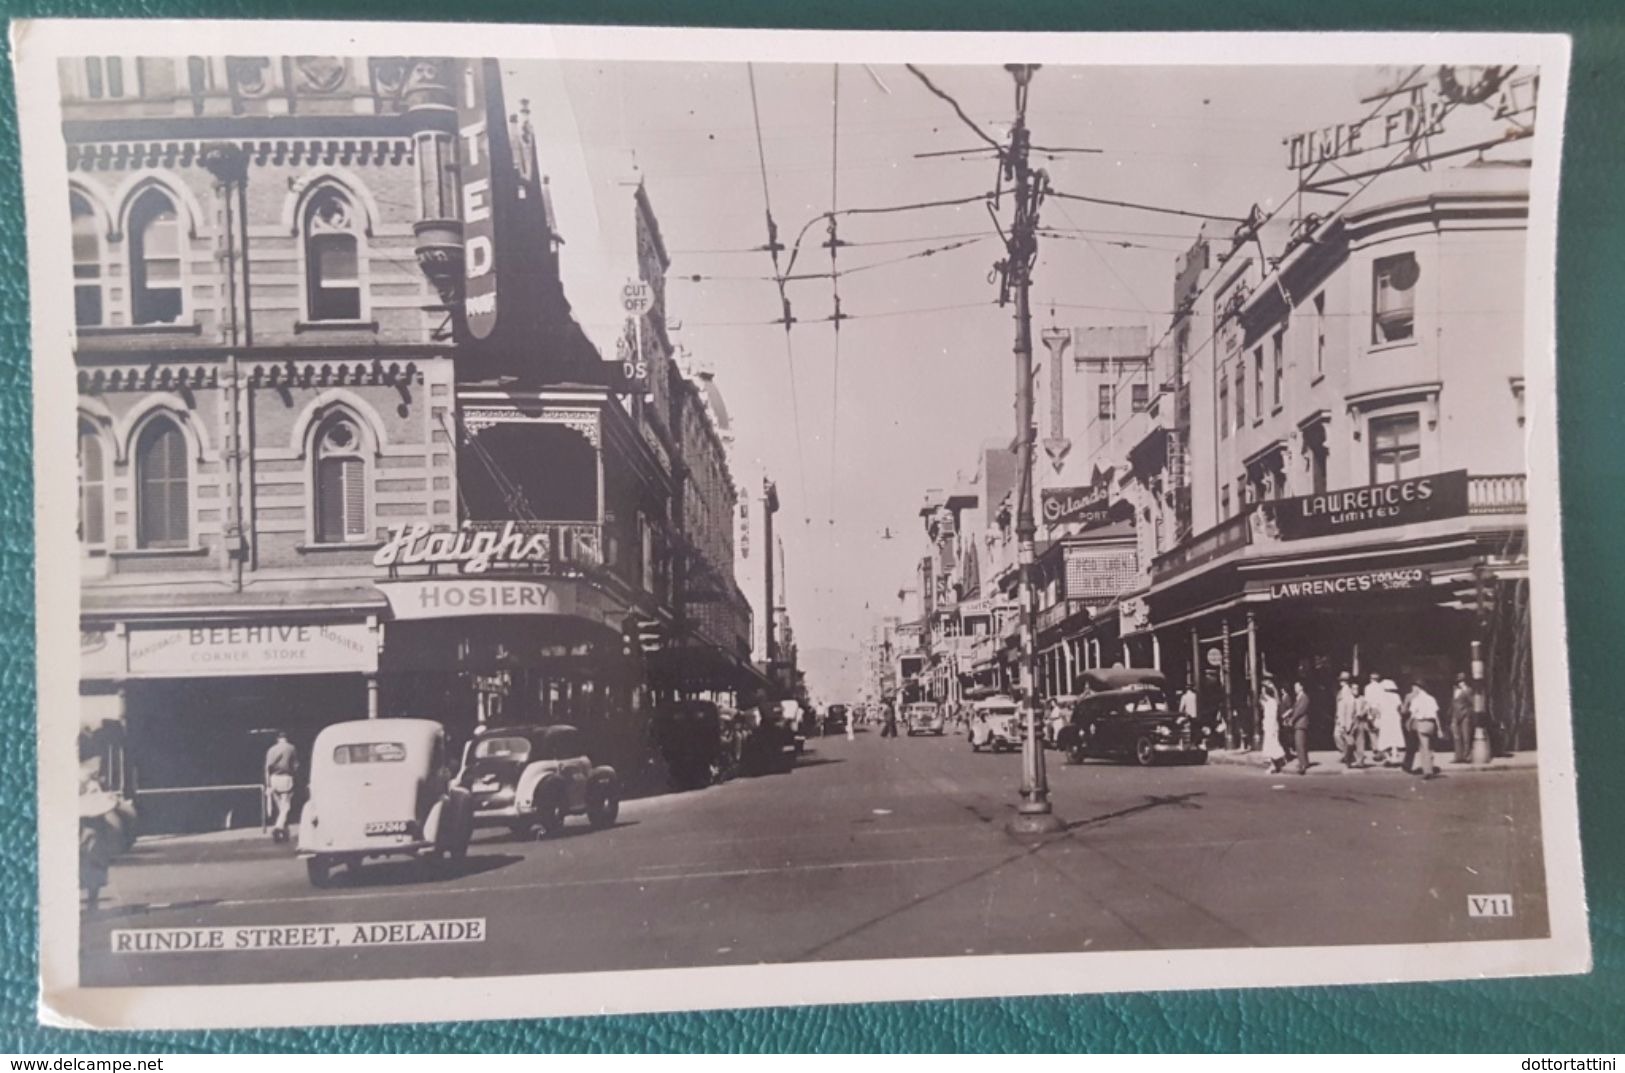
1408,680 -> 1443,779
1451,672 -> 1475,763
1334,671 -> 1360,767
1284,679 -> 1312,775
264,730 -> 299,842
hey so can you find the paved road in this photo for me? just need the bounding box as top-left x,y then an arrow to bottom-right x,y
81,731 -> 1548,987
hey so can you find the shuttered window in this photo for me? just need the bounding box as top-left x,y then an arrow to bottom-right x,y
313,418 -> 368,543
135,420 -> 188,549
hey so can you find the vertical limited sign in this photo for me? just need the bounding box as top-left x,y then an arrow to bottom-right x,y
458,59 -> 506,340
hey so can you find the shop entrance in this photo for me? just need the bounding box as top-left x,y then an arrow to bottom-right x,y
125,674 -> 366,833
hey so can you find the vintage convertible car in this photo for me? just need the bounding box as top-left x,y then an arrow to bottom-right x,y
299,718 -> 473,887
456,724 -> 621,838
1065,668 -> 1206,767
968,695 -> 1023,753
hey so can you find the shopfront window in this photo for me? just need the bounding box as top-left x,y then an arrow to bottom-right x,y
1369,412 -> 1422,484
1373,252 -> 1419,344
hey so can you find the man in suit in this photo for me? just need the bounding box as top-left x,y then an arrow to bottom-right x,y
1284,679 -> 1313,776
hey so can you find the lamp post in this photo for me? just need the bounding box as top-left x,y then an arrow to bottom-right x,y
1003,63 -> 1064,839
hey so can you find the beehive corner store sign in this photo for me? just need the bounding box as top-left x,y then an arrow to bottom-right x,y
1265,470 -> 1468,541
124,622 -> 378,678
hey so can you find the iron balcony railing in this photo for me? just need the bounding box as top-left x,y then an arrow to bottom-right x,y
1150,508 -> 1254,583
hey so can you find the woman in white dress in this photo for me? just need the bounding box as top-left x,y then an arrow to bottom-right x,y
1258,678 -> 1285,773
1373,678 -> 1407,765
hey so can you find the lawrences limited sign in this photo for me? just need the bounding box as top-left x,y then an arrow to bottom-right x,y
126,623 -> 377,678
1268,567 -> 1430,601
1266,470 -> 1468,541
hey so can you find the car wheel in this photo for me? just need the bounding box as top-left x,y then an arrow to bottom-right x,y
1134,737 -> 1157,767
533,795 -> 566,839
586,782 -> 620,830
306,856 -> 334,888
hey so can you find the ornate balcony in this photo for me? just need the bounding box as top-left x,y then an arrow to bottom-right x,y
1468,474 -> 1527,514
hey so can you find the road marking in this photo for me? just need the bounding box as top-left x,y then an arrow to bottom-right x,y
131,851 -> 1021,914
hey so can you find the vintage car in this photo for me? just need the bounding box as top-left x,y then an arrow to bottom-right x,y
652,700 -> 732,789
823,704 -> 851,735
968,695 -> 1023,753
904,702 -> 946,736
298,718 -> 473,887
456,724 -> 621,838
1065,668 -> 1206,767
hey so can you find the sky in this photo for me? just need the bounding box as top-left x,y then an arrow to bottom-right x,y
501,60 -> 1430,673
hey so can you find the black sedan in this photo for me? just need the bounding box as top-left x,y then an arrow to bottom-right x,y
1062,668 -> 1206,767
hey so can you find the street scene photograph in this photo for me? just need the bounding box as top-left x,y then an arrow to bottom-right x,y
18,25 -> 1585,1026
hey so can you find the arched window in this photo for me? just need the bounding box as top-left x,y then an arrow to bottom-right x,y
78,420 -> 106,548
304,188 -> 362,322
135,418 -> 189,549
128,188 -> 183,326
71,192 -> 103,327
313,415 -> 368,543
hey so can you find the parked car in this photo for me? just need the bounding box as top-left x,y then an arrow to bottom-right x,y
968,695 -> 1022,753
456,724 -> 620,838
904,702 -> 946,736
823,704 -> 851,735
1065,668 -> 1206,767
298,718 -> 473,887
652,700 -> 730,789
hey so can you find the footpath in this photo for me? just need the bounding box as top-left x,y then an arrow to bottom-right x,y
1205,748 -> 1537,776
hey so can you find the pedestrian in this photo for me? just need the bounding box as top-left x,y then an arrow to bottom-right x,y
881,701 -> 898,739
1258,677 -> 1285,774
1370,676 -> 1405,766
1451,672 -> 1475,763
1285,679 -> 1312,776
845,707 -> 855,742
264,730 -> 299,842
1334,671 -> 1359,767
1407,681 -> 1442,779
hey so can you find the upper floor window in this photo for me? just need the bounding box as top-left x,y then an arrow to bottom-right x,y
313,416 -> 369,543
70,192 -> 102,327
1218,372 -> 1230,440
304,188 -> 362,322
1097,383 -> 1113,421
1234,363 -> 1246,428
83,57 -> 129,100
1373,252 -> 1419,344
1252,346 -> 1264,421
415,131 -> 459,221
128,188 -> 183,326
1271,329 -> 1285,410
1131,382 -> 1149,414
135,418 -> 189,549
1219,482 -> 1231,520
1369,412 -> 1422,484
78,421 -> 105,549
1312,292 -> 1327,378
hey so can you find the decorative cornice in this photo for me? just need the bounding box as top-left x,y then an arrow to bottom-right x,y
68,138 -> 413,173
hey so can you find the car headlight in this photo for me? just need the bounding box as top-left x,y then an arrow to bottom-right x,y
1154,726 -> 1173,738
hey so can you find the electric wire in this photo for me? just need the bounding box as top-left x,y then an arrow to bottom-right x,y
903,64 -> 1005,153
827,63 -> 844,526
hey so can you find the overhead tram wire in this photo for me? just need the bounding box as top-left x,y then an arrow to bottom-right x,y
826,63 -> 845,527
673,236 -> 991,284
746,61 -> 812,524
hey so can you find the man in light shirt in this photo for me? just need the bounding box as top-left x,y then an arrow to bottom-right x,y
1406,681 -> 1442,780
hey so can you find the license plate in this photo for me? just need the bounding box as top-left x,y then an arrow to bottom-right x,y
364,820 -> 410,836
473,777 -> 500,792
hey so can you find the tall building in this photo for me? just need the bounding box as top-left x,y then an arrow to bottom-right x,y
69,55 -> 761,831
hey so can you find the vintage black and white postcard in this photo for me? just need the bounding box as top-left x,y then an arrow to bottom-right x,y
14,20 -> 1585,1028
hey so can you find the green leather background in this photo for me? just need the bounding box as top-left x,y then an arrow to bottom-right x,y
1,1 -> 1621,1053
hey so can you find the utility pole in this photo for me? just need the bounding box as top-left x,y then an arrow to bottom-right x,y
1000,64 -> 1064,839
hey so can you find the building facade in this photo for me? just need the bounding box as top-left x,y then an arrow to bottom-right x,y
70,55 -> 761,831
